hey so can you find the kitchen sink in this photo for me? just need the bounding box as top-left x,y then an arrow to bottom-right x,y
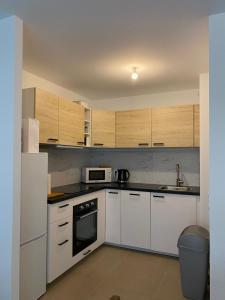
159,185 -> 191,191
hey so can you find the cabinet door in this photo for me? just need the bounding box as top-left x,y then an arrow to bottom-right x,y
152,105 -> 194,147
116,109 -> 151,147
47,215 -> 73,283
92,109 -> 115,147
35,88 -> 59,144
59,98 -> 84,146
194,104 -> 200,147
105,190 -> 121,244
151,193 -> 197,255
121,191 -> 150,249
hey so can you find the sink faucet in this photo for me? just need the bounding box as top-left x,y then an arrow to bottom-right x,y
176,163 -> 184,187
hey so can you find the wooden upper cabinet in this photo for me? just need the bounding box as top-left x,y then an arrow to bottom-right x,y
194,104 -> 200,147
35,89 -> 59,144
92,109 -> 115,147
116,109 -> 151,147
59,98 -> 84,146
151,105 -> 194,147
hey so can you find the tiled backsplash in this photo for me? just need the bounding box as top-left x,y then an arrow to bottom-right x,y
45,148 -> 200,187
45,148 -> 87,187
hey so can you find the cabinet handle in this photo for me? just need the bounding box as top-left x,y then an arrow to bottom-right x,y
83,249 -> 91,256
138,143 -> 149,146
59,204 -> 69,209
77,141 -> 84,145
58,221 -> 69,227
94,143 -> 104,146
47,138 -> 58,142
153,195 -> 165,199
129,193 -> 140,196
108,192 -> 119,194
58,239 -> 69,246
153,142 -> 165,147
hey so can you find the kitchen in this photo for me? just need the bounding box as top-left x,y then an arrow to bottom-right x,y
2,1 -> 225,300
20,82 -> 203,299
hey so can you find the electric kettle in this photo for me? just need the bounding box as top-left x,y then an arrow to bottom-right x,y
115,169 -> 130,183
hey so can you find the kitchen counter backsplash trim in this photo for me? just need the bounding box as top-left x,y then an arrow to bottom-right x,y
48,182 -> 200,204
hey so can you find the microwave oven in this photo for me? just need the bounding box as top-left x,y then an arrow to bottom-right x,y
81,167 -> 112,183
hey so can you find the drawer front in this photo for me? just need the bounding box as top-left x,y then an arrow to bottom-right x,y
48,201 -> 72,223
51,216 -> 72,242
47,216 -> 73,283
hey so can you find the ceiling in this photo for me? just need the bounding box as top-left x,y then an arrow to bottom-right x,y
0,0 -> 225,100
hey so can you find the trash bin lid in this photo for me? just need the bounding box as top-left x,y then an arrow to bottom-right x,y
177,225 -> 209,253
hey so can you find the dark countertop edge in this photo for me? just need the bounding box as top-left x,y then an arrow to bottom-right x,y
48,183 -> 200,204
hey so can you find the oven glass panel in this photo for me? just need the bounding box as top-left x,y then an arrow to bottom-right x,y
89,170 -> 105,181
73,199 -> 97,256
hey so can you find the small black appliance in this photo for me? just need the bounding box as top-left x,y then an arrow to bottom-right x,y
115,169 -> 130,183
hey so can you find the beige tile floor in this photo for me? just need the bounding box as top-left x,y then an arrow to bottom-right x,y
41,245 -> 207,300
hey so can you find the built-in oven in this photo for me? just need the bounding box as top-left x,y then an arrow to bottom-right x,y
73,198 -> 98,256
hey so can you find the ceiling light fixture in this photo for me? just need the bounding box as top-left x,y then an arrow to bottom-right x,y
131,67 -> 139,80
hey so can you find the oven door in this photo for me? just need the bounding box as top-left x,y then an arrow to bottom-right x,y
73,206 -> 97,256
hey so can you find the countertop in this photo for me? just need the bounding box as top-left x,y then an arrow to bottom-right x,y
48,182 -> 200,204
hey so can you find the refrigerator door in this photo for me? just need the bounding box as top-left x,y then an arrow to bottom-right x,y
20,235 -> 47,300
21,153 -> 48,245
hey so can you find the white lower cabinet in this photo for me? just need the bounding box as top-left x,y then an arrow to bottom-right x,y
105,190 -> 121,244
121,190 -> 151,249
151,193 -> 197,255
47,215 -> 73,283
47,190 -> 105,283
48,188 -> 198,282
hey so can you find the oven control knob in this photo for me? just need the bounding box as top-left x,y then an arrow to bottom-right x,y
85,203 -> 90,209
80,205 -> 85,211
90,202 -> 95,207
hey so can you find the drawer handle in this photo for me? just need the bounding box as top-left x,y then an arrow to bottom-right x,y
59,204 -> 69,209
47,138 -> 58,142
77,141 -> 84,145
129,193 -> 140,196
153,142 -> 165,147
108,192 -> 119,194
83,250 -> 91,256
138,143 -> 149,146
58,239 -> 69,246
58,221 -> 69,227
153,195 -> 165,199
94,143 -> 104,146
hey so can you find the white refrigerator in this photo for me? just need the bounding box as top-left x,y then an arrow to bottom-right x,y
20,153 -> 48,300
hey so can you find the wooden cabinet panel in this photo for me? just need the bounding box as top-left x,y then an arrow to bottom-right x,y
116,109 -> 151,147
59,98 -> 84,146
151,193 -> 197,255
152,105 -> 194,147
92,109 -> 115,147
194,104 -> 200,147
35,89 -> 59,144
121,190 -> 150,249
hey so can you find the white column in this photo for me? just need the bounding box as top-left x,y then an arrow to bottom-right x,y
199,73 -> 209,228
0,16 -> 23,300
209,12 -> 225,299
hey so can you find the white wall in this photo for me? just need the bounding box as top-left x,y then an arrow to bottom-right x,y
89,89 -> 199,111
199,73 -> 209,229
23,70 -> 199,110
209,12 -> 225,300
0,16 -> 22,300
23,70 -> 91,104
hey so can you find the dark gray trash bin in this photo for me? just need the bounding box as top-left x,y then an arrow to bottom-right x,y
177,225 -> 209,300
